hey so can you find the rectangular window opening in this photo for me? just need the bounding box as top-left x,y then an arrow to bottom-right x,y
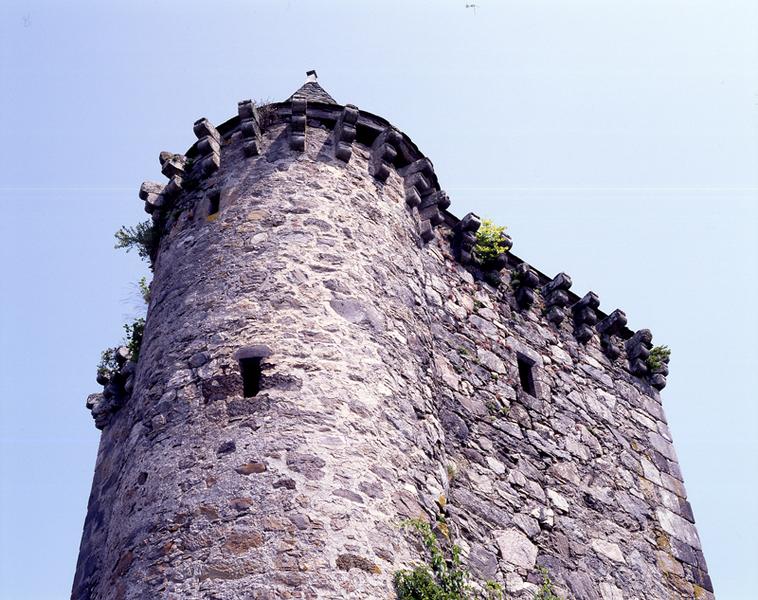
208,192 -> 220,216
240,357 -> 262,397
517,353 -> 536,397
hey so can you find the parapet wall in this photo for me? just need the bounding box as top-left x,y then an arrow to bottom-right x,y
138,94 -> 670,391
73,83 -> 712,599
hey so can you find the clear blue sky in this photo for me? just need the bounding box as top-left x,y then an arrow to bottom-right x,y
1,1 -> 756,598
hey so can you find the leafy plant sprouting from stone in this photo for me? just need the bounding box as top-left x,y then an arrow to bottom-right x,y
474,219 -> 511,269
394,518 -> 504,600
114,220 -> 161,268
646,345 -> 671,371
97,317 -> 146,379
125,318 -> 145,363
138,276 -> 151,305
533,567 -> 561,600
96,348 -> 120,381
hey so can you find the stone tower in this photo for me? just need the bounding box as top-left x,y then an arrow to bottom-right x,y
73,73 -> 713,599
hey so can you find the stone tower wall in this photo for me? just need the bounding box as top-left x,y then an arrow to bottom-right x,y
73,86 -> 713,600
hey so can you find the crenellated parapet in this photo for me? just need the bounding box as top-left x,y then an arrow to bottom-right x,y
130,73 -> 670,394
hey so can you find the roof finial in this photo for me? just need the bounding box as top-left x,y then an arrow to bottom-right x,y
306,69 -> 318,82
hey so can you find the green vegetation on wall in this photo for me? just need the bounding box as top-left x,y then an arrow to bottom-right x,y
394,518 -> 504,600
394,518 -> 564,600
534,567 -> 561,600
138,276 -> 151,305
96,317 -> 146,380
115,220 -> 160,267
474,220 -> 510,269
646,345 -> 671,371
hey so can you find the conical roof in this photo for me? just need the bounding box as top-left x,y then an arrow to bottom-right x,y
287,71 -> 337,104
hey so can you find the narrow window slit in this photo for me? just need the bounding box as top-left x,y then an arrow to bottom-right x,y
236,345 -> 272,398
239,357 -> 262,397
517,353 -> 536,397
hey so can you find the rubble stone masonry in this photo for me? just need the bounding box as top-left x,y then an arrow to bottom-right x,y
73,80 -> 712,599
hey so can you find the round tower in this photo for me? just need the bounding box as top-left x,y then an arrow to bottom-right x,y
74,73 -> 712,600
73,74 -> 458,599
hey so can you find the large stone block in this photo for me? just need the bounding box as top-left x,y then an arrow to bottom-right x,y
495,529 -> 538,569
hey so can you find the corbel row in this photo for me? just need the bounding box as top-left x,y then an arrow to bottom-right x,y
88,348 -> 135,430
534,273 -> 628,360
542,276 -> 629,362
399,158 -> 450,242
649,354 -> 669,390
452,212 -> 510,272
284,101 -> 453,245
136,155 -> 183,223
333,104 -> 359,162
193,118 -> 221,175
514,263 -> 540,309
132,99 -> 671,391
369,127 -> 401,182
159,150 -> 187,200
572,292 -> 599,343
401,158 -> 434,207
597,309 -> 628,360
626,329 -> 652,377
625,329 -> 668,389
543,273 -> 573,325
140,181 -> 166,215
289,96 -> 307,151
453,213 -> 481,265
417,190 -> 451,241
285,101 -> 446,245
238,100 -> 263,157
527,270 -> 667,387
138,117 -> 226,220
136,153 -> 185,221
